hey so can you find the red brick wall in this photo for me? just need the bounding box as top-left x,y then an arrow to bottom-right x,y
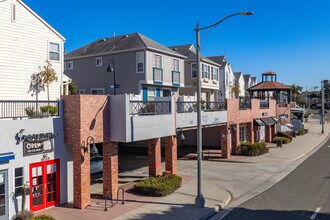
165,136 -> 178,175
220,126 -> 230,159
148,138 -> 162,177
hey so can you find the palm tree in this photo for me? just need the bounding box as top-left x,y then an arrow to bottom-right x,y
292,84 -> 303,102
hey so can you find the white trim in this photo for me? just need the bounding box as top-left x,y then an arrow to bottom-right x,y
96,57 -> 103,67
191,63 -> 197,79
153,53 -> 162,68
13,166 -> 25,198
48,42 -> 60,61
67,61 -> 73,70
136,51 -> 144,73
78,89 -> 85,94
90,88 -> 105,95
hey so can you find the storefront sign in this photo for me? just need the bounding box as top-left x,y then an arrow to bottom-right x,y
16,130 -> 57,157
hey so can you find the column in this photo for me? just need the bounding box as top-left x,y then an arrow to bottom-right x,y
246,122 -> 255,143
165,136 -> 178,175
231,124 -> 240,154
220,125 -> 231,159
73,142 -> 90,209
148,138 -> 162,177
103,141 -> 118,199
265,125 -> 272,142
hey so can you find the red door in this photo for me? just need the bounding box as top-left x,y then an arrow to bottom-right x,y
30,159 -> 60,212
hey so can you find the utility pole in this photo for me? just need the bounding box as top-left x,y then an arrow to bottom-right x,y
321,80 -> 325,134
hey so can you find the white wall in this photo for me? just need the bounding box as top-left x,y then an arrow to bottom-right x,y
0,0 -> 64,101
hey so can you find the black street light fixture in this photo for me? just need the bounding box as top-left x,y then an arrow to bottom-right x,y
194,10 -> 253,208
81,136 -> 98,156
107,58 -> 117,95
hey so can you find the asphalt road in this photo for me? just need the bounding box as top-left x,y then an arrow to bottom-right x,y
223,138 -> 330,220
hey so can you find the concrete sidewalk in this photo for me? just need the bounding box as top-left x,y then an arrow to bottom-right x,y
40,118 -> 330,220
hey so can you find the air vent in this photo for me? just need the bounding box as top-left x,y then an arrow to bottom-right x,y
99,38 -> 106,43
121,34 -> 128,39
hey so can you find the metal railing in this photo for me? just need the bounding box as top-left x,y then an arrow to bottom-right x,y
239,97 -> 251,110
130,101 -> 171,116
176,101 -> 227,113
0,100 -> 59,119
277,101 -> 288,107
260,100 -> 269,109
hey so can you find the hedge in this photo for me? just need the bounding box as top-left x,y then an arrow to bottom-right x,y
40,106 -> 58,116
297,129 -> 309,136
28,215 -> 56,220
277,131 -> 293,141
273,137 -> 291,144
240,141 -> 269,156
133,174 -> 182,197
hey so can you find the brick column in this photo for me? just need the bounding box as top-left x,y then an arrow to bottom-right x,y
220,126 -> 231,159
73,142 -> 90,209
165,136 -> 177,175
246,122 -> 255,143
148,138 -> 162,177
103,141 -> 118,199
231,124 -> 240,154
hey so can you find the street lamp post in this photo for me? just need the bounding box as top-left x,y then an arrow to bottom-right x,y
305,86 -> 318,109
194,10 -> 253,208
321,80 -> 325,134
107,58 -> 117,95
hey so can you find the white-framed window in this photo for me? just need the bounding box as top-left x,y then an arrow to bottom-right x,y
49,42 -> 60,61
173,59 -> 179,72
78,89 -> 85,94
91,88 -> 104,95
11,3 -> 16,22
202,64 -> 210,79
212,67 -> 219,81
153,54 -> 162,68
67,61 -> 73,70
239,124 -> 247,142
14,167 -> 24,197
172,71 -> 180,85
136,52 -> 144,73
191,63 -> 197,79
148,88 -> 156,101
96,57 -> 103,67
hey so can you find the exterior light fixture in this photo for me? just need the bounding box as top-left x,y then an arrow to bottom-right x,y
179,131 -> 185,141
81,136 -> 98,156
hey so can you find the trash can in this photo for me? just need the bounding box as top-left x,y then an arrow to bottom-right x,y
276,140 -> 283,148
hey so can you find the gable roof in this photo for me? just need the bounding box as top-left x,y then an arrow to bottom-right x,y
17,0 -> 65,41
243,74 -> 251,83
169,44 -> 220,66
234,72 -> 243,80
208,56 -> 226,66
65,33 -> 185,59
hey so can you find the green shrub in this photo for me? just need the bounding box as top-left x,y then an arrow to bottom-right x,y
240,141 -> 269,156
273,137 -> 291,144
133,174 -> 182,197
25,107 -> 36,117
14,210 -> 34,220
304,129 -> 309,134
297,129 -> 305,135
28,215 -> 55,220
277,131 -> 293,141
40,106 -> 58,116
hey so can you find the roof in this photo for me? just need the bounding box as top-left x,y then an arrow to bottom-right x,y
18,0 -> 65,41
208,56 -> 226,66
262,71 -> 277,76
243,74 -> 251,83
247,81 -> 292,91
65,33 -> 185,59
169,44 -> 220,66
234,72 -> 243,80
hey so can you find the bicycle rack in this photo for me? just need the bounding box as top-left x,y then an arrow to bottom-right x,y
103,187 -> 125,211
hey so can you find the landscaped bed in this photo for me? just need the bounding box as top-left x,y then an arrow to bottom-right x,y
240,141 -> 269,156
133,174 -> 182,197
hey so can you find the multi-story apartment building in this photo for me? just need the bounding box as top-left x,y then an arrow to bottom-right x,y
208,56 -> 236,101
169,44 -> 220,102
64,33 -> 186,101
0,1 -> 72,219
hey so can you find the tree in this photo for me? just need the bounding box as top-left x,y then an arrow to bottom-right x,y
68,81 -> 78,95
324,80 -> 330,101
231,85 -> 240,98
38,60 -> 58,105
291,84 -> 303,102
28,72 -> 45,100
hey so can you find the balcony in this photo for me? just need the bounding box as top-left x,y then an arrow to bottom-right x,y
0,100 -> 59,119
110,94 -> 175,142
176,101 -> 227,129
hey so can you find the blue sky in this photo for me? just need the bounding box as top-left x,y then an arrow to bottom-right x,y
24,0 -> 330,89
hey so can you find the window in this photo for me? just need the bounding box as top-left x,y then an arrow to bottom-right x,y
78,89 -> 85,94
49,42 -> 60,61
96,57 -> 102,67
15,167 -> 24,197
67,61 -> 73,70
173,59 -> 179,72
202,64 -> 210,79
12,3 -> 16,22
212,67 -> 219,81
136,52 -> 144,73
239,124 -> 247,142
172,71 -> 180,85
153,54 -> 162,68
64,62 -> 66,70
191,63 -> 197,78
91,88 -> 104,95
148,88 -> 156,101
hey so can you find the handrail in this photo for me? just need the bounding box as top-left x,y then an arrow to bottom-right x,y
176,101 -> 227,113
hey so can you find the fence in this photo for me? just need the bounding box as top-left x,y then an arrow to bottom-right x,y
130,101 -> 171,115
0,100 -> 59,119
176,101 -> 227,113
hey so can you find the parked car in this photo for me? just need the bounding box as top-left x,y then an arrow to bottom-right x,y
90,155 -> 103,174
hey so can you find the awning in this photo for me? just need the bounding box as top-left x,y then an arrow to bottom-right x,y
272,117 -> 280,123
0,152 -> 15,163
254,119 -> 265,126
261,117 -> 276,125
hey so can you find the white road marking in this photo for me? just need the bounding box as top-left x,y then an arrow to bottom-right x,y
310,207 -> 321,220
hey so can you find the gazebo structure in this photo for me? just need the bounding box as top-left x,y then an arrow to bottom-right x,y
247,71 -> 292,103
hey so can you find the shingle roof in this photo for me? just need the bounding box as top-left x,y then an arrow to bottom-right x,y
234,72 -> 243,80
247,81 -> 292,91
65,33 -> 185,59
208,56 -> 226,66
169,44 -> 220,66
243,74 -> 251,83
